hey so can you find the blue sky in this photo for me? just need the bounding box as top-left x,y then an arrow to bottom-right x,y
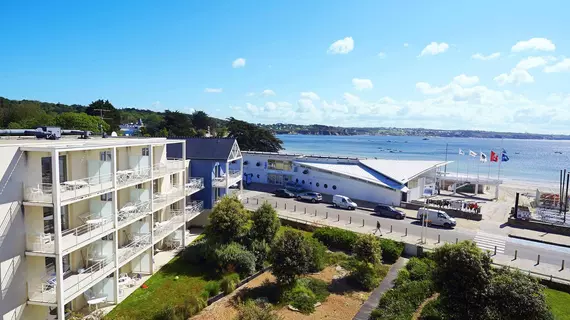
1,1 -> 569,133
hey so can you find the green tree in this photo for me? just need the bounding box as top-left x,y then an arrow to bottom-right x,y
432,241 -> 493,319
270,230 -> 313,285
216,127 -> 229,137
353,235 -> 382,265
487,268 -> 553,320
163,110 -> 195,136
55,112 -> 110,132
86,99 -> 121,133
250,202 -> 281,244
206,196 -> 249,244
191,110 -> 214,131
226,117 -> 283,152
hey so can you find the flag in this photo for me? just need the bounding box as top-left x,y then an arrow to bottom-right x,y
458,148 -> 465,155
469,150 -> 477,157
490,151 -> 499,162
480,152 -> 487,162
502,152 -> 510,162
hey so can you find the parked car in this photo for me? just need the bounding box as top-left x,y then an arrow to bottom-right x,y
297,192 -> 322,203
274,188 -> 296,198
332,195 -> 357,210
417,208 -> 456,228
373,204 -> 405,219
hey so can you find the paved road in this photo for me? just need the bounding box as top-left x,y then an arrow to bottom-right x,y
242,191 -> 570,274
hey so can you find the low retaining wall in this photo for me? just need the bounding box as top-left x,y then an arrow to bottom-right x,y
400,202 -> 483,221
507,218 -> 570,236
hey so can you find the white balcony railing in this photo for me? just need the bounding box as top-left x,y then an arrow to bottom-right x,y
152,187 -> 185,211
118,233 -> 151,264
60,214 -> 114,252
117,201 -> 151,228
153,211 -> 184,241
185,178 -> 204,195
152,163 -> 168,177
23,173 -> 114,203
212,170 -> 242,188
116,166 -> 152,188
166,158 -> 185,173
185,201 -> 204,221
26,233 -> 55,253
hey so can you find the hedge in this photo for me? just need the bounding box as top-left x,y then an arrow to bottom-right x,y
370,279 -> 434,320
313,227 -> 359,252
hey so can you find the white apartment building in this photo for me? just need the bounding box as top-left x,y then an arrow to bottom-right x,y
0,137 -> 205,320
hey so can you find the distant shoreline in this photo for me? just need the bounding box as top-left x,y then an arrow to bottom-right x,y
275,133 -> 570,141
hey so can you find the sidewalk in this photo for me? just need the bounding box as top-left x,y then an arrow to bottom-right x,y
508,228 -> 570,248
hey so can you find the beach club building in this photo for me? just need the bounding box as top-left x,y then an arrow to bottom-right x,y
237,151 -> 451,205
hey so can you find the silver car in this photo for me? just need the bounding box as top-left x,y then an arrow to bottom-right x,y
296,192 -> 323,203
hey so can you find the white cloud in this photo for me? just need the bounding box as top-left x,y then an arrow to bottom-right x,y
472,52 -> 501,61
544,58 -> 570,73
204,88 -> 222,93
494,68 -> 534,86
261,89 -> 276,96
245,92 -> 255,97
419,42 -> 449,57
245,103 -> 259,114
232,58 -> 246,68
327,37 -> 354,54
403,43 -> 409,48
453,74 -> 479,87
516,56 -> 555,70
352,78 -> 374,91
377,52 -> 387,59
265,101 -> 292,111
511,38 -> 556,52
300,92 -> 320,101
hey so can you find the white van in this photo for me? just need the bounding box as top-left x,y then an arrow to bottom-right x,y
417,208 -> 456,228
332,195 -> 358,210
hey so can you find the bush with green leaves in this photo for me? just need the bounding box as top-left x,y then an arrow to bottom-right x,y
215,242 -> 256,277
180,237 -> 217,265
236,299 -> 283,320
393,268 -> 410,287
326,251 -> 350,266
281,282 -> 318,314
203,281 -> 221,298
270,230 -> 313,285
313,227 -> 359,252
221,273 -> 241,295
297,277 -> 330,302
207,196 -> 249,244
306,237 -> 327,273
406,257 -> 435,281
353,234 -> 382,264
379,239 -> 404,264
419,298 -> 445,320
250,202 -> 281,244
179,295 -> 207,318
349,261 -> 381,291
370,279 -> 434,320
249,239 -> 270,270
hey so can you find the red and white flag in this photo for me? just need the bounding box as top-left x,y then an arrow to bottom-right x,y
490,151 -> 499,162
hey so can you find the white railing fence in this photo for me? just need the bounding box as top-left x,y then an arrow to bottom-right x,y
116,166 -> 152,187
118,234 -> 151,263
117,201 -> 151,227
63,255 -> 116,300
185,178 -> 204,195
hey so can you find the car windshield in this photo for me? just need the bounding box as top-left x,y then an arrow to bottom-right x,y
346,198 -> 352,202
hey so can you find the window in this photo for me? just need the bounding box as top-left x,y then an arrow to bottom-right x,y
41,155 -> 67,184
316,183 -> 320,187
332,185 -> 337,190
100,151 -> 112,161
342,198 -> 346,203
324,184 -> 328,189
310,182 -> 312,185
135,183 -> 143,189
142,147 -> 150,156
256,174 -> 260,178
295,178 -> 299,183
101,192 -> 113,201
302,180 -> 305,184
267,160 -> 293,171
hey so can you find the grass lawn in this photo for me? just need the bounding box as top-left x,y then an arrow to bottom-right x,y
545,288 -> 570,320
104,256 -> 218,320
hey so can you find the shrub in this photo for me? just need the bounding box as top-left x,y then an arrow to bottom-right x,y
371,279 -> 434,320
207,196 -> 249,244
250,203 -> 281,244
180,295 -> 207,317
379,239 -> 404,264
313,227 -> 358,252
297,277 -> 330,302
419,298 -> 445,320
394,268 -> 410,287
236,300 -> 283,320
180,238 -> 217,265
249,239 -> 270,270
270,230 -> 313,285
349,261 -> 381,291
353,234 -> 382,264
326,251 -> 350,266
221,273 -> 241,295
282,283 -> 318,314
203,281 -> 221,298
306,237 -> 327,273
406,257 -> 435,281
153,305 -> 178,320
215,242 -> 256,277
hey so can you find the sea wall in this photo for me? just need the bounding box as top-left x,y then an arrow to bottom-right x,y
507,217 -> 570,236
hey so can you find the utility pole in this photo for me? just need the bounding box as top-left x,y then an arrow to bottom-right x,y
93,108 -> 112,136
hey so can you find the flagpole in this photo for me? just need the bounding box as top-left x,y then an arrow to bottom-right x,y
497,140 -> 504,180
477,149 -> 481,178
487,149 -> 492,179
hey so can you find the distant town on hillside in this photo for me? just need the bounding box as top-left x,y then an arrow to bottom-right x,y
260,123 -> 570,140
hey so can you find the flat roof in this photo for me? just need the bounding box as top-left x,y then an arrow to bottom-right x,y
359,159 -> 450,183
0,137 -> 184,152
295,161 -> 408,191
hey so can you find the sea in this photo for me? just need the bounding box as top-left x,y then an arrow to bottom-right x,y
276,134 -> 570,184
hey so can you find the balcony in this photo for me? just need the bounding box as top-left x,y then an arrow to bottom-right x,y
23,173 -> 114,204
60,214 -> 114,253
152,187 -> 185,211
166,158 -> 185,173
116,166 -> 152,188
117,201 -> 151,228
118,233 -> 151,264
185,201 -> 204,221
153,210 -> 184,242
28,256 -> 115,305
152,163 -> 168,178
185,178 -> 204,196
212,170 -> 242,188
26,233 -> 55,254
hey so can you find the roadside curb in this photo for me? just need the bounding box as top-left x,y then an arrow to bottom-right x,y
508,234 -> 570,249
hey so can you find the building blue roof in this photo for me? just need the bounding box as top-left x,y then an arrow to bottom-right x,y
177,137 -> 239,160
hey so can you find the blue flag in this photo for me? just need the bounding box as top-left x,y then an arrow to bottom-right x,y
501,152 -> 509,162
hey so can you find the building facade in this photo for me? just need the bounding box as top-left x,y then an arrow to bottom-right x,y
0,137 -> 205,320
239,151 -> 449,206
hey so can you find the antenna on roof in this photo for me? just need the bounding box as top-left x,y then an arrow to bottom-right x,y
93,108 -> 112,137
